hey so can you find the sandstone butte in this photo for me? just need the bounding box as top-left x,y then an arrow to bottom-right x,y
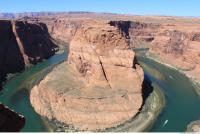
35,15 -> 200,85
30,20 -> 144,131
30,15 -> 200,130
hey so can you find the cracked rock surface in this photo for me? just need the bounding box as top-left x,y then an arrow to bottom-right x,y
30,20 -> 144,131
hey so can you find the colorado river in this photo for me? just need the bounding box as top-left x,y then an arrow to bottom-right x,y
135,49 -> 200,132
0,48 -> 200,132
0,51 -> 67,132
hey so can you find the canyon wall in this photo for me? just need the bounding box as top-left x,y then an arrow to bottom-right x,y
1,13 -> 200,131
0,20 -> 58,89
126,21 -> 200,83
23,17 -> 85,43
45,18 -> 83,43
30,20 -> 144,131
22,14 -> 200,85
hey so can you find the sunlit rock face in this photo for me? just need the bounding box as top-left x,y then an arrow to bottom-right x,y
30,20 -> 144,131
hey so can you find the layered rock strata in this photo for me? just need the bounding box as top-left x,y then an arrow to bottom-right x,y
30,20 -> 144,131
0,20 -> 57,89
150,26 -> 200,86
114,21 -> 200,90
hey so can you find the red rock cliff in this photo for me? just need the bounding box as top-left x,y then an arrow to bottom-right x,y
0,20 -> 58,89
30,20 -> 144,131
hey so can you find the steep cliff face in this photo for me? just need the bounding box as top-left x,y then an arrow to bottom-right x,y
109,20 -> 200,83
30,20 -> 144,131
35,18 -> 84,43
109,21 -> 131,38
13,21 -> 57,63
0,20 -> 57,89
128,22 -> 159,48
0,20 -> 25,88
68,21 -> 144,90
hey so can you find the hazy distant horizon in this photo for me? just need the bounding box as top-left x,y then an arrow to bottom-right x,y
0,11 -> 200,18
0,0 -> 200,17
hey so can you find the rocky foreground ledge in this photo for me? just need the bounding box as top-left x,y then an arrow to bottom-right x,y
30,20 -> 145,131
186,120 -> 200,132
0,104 -> 25,131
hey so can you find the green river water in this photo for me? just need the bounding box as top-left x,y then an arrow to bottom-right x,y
0,49 -> 200,132
0,51 -> 67,132
136,49 -> 200,132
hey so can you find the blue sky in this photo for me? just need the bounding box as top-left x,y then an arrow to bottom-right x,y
0,0 -> 200,17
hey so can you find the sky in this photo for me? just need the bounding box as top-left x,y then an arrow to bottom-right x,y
0,0 -> 200,17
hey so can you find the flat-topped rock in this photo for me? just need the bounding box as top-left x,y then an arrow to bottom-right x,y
30,20 -> 144,131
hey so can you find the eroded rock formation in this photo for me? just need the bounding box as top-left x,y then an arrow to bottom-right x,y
144,23 -> 200,83
0,20 -> 57,89
30,20 -> 144,131
1,12 -> 200,132
116,20 -> 200,86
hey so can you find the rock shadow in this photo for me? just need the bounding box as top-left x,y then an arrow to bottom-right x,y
140,74 -> 154,110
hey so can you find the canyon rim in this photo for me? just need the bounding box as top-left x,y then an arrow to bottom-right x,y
0,11 -> 200,132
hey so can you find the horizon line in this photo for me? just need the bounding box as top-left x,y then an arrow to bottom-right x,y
0,11 -> 200,18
